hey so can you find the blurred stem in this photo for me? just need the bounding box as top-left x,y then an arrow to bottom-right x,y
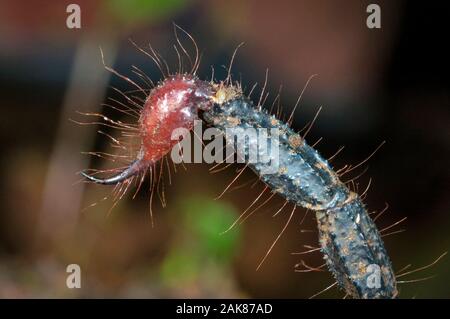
36,34 -> 118,253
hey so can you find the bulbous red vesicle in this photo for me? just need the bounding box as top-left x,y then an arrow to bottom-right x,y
82,74 -> 214,184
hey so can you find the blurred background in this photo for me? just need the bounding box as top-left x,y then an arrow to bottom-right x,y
0,0 -> 448,298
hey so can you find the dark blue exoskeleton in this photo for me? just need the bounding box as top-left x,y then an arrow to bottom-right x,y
203,95 -> 397,299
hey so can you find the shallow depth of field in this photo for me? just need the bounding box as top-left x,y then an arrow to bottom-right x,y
0,0 -> 448,298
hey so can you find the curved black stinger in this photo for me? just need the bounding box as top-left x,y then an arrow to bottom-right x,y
81,159 -> 145,185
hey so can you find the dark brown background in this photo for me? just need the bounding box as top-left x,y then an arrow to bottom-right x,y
0,0 -> 448,298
